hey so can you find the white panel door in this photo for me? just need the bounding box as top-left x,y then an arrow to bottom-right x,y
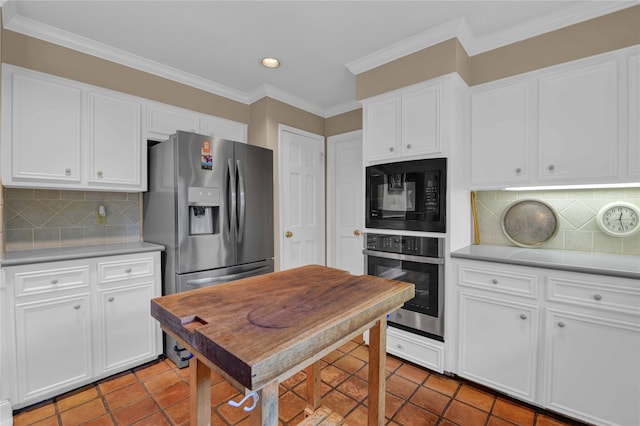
328,131 -> 363,275
280,125 -> 325,271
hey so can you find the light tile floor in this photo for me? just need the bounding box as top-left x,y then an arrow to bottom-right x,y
13,336 -> 588,425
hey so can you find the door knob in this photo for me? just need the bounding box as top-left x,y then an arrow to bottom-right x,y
285,231 -> 293,238
353,229 -> 361,236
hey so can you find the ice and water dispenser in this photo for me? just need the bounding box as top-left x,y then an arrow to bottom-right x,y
188,187 -> 220,235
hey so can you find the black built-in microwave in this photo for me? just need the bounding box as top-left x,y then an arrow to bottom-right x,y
366,158 -> 446,232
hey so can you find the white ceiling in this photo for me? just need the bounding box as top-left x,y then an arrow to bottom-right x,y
2,1 -> 635,117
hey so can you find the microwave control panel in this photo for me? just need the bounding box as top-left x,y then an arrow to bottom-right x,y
366,233 -> 441,257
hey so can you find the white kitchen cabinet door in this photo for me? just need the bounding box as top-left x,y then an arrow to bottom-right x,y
543,309 -> 640,426
96,282 -> 159,375
87,91 -> 143,190
470,81 -> 532,187
538,60 -> 618,183
4,71 -> 82,185
627,53 -> 640,180
402,85 -> 441,157
364,97 -> 401,162
199,116 -> 247,143
458,293 -> 538,402
146,104 -> 199,142
15,294 -> 92,404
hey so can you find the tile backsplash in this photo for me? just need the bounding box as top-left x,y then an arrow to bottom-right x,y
475,187 -> 640,256
3,188 -> 141,252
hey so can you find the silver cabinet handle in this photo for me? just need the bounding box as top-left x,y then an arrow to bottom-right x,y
520,314 -> 527,320
65,168 -> 71,175
97,170 -> 103,177
74,304 -> 81,310
108,297 -> 115,302
51,279 -> 58,284
515,168 -> 522,174
593,294 -> 602,301
406,144 -> 412,149
491,279 -> 498,284
396,344 -> 403,350
125,268 -> 132,273
557,322 -> 565,328
389,147 -> 394,152
548,164 -> 555,171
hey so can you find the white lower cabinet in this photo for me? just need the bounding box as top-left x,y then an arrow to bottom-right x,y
458,293 -> 538,402
4,251 -> 162,409
543,309 -> 640,426
454,258 -> 640,426
15,293 -> 93,403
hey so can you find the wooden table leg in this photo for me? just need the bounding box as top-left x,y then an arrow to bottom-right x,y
305,361 -> 322,411
250,380 -> 279,426
190,356 -> 211,426
368,316 -> 387,426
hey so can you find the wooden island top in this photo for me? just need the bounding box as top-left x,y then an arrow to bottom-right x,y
151,264 -> 415,425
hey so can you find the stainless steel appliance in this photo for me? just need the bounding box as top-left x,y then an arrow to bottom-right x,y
366,158 -> 446,232
144,131 -> 274,367
364,233 -> 444,341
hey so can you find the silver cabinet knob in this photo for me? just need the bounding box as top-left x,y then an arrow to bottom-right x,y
557,322 -> 565,328
97,170 -> 103,177
389,147 -> 394,152
520,314 -> 527,320
108,297 -> 115,302
515,168 -> 522,174
125,268 -> 132,273
406,144 -> 412,149
491,279 -> 498,284
74,304 -> 81,310
51,279 -> 58,284
593,294 -> 602,301
65,168 -> 71,175
396,344 -> 403,350
548,164 -> 555,171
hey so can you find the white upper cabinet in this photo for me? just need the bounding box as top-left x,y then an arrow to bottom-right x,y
199,115 -> 247,143
469,46 -> 639,189
470,81 -> 533,186
2,65 -> 146,192
87,91 -> 143,189
363,77 -> 452,163
3,71 -> 82,185
538,60 -> 618,182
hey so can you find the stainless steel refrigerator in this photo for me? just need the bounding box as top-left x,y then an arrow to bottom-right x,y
143,131 -> 274,367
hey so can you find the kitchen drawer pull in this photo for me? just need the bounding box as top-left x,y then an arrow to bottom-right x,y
389,147 -> 394,152
97,170 -> 103,177
593,294 -> 602,301
406,144 -> 412,149
491,279 -> 498,284
548,164 -> 555,171
396,344 -> 403,350
125,268 -> 132,273
515,168 -> 522,174
108,297 -> 115,302
557,321 -> 565,328
74,304 -> 81,310
520,314 -> 527,320
51,279 -> 58,284
65,168 -> 71,175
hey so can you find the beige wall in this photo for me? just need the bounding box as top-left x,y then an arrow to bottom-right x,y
356,5 -> 640,98
325,109 -> 363,138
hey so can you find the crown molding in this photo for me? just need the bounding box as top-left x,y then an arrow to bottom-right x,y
248,84 -> 326,117
324,100 -> 362,118
3,14 -> 251,105
346,1 -> 637,75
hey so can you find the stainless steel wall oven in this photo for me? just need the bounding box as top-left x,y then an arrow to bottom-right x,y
364,233 -> 444,341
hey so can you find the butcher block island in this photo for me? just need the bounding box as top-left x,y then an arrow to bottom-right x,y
151,264 -> 414,426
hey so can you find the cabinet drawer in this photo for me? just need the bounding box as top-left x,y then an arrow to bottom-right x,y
14,265 -> 90,297
97,257 -> 154,284
385,327 -> 444,373
458,264 -> 537,298
547,275 -> 640,315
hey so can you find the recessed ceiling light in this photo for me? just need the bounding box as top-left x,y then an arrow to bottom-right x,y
261,57 -> 280,68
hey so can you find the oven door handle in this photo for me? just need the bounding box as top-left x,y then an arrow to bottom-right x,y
363,249 -> 445,265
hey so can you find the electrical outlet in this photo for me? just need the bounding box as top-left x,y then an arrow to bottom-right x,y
96,205 -> 106,225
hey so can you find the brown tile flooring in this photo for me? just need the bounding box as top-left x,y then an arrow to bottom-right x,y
13,336 -> 588,426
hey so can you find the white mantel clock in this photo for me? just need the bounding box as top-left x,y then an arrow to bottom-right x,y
596,201 -> 640,237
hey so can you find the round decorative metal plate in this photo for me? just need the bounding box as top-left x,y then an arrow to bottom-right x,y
501,199 -> 559,248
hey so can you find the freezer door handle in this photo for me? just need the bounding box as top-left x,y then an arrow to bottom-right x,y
185,266 -> 273,288
227,158 -> 237,235
236,159 -> 246,243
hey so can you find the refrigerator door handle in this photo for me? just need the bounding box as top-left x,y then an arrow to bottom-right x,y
227,158 -> 237,235
184,265 -> 274,287
236,159 -> 246,243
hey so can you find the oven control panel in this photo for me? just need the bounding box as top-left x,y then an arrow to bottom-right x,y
366,233 -> 441,257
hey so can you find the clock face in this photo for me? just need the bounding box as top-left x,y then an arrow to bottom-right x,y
597,202 -> 640,237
